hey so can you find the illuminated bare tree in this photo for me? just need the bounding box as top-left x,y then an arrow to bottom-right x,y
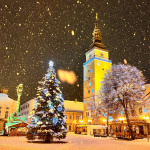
100,64 -> 146,140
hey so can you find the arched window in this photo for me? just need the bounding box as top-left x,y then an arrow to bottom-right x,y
5,111 -> 8,118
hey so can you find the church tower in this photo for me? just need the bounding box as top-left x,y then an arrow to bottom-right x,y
83,14 -> 112,124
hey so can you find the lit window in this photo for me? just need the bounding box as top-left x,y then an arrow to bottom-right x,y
144,108 -> 147,112
5,111 -> 8,118
97,62 -> 100,66
109,116 -> 113,121
90,69 -> 93,73
85,77 -> 87,81
92,89 -> 94,93
89,82 -> 92,86
84,100 -> 86,103
120,111 -> 123,115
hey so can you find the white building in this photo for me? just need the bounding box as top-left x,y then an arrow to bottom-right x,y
20,99 -> 35,123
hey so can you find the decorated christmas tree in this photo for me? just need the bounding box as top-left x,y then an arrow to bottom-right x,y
26,61 -> 67,142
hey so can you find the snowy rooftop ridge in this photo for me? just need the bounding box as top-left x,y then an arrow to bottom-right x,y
64,100 -> 83,112
0,93 -> 15,102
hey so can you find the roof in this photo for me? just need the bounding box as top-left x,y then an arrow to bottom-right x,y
144,84 -> 150,90
64,100 -> 83,112
0,93 -> 15,103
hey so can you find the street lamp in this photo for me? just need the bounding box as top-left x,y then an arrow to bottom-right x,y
143,116 -> 149,142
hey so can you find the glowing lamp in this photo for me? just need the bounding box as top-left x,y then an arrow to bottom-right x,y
79,120 -> 83,123
88,119 -> 92,123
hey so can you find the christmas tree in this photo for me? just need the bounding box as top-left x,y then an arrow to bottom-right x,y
26,61 -> 67,142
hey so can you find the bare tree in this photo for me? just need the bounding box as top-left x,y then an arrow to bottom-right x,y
100,64 -> 146,140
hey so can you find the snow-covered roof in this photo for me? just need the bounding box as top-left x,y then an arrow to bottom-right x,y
144,84 -> 150,90
0,93 -> 15,103
64,100 -> 83,112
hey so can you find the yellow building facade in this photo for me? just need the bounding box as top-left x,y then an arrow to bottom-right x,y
83,15 -> 112,124
0,91 -> 17,132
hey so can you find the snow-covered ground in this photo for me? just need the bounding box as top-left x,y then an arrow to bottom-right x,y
0,132 -> 150,150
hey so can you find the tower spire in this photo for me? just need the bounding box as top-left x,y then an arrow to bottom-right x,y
91,13 -> 104,49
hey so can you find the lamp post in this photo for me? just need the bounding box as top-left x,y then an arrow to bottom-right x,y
143,116 -> 149,142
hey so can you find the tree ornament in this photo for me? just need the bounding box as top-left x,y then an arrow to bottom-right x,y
53,117 -> 58,125
57,104 -> 62,112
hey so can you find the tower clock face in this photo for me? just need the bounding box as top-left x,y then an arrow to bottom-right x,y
84,80 -> 93,89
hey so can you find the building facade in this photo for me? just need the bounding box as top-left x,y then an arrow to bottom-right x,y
0,91 -> 17,131
83,14 -> 112,124
20,99 -> 35,123
20,99 -> 84,132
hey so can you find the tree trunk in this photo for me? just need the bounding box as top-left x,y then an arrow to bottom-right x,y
124,108 -> 134,140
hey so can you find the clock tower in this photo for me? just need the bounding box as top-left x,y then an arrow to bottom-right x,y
83,14 -> 112,124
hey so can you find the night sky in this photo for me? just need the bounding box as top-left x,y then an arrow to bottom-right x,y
0,0 -> 149,104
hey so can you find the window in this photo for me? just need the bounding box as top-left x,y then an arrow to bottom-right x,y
90,69 -> 93,73
88,77 -> 90,80
84,77 -> 87,81
0,107 -> 2,109
84,100 -> 86,103
131,110 -> 135,116
6,107 -> 9,109
0,111 -> 1,116
102,68 -> 104,70
69,115 -> 72,119
89,55 -> 92,59
97,62 -> 100,66
69,126 -> 71,131
88,90 -> 90,93
120,111 -> 123,115
139,108 -> 142,114
66,115 -> 67,119
86,65 -> 89,68
89,82 -> 92,86
92,89 -> 94,93
76,116 -> 79,120
144,108 -> 147,112
101,53 -> 104,57
5,111 -> 8,118
86,112 -> 89,117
